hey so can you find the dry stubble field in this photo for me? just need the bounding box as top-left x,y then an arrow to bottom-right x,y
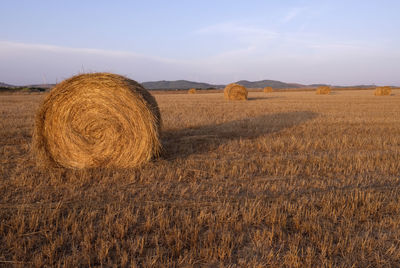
1,89 -> 400,267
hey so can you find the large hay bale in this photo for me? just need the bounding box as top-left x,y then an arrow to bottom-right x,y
263,87 -> 273,93
316,86 -> 331,95
374,86 -> 391,96
224,83 -> 248,100
188,88 -> 197,94
32,73 -> 161,169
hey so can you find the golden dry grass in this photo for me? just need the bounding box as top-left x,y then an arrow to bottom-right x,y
374,86 -> 392,96
316,86 -> 331,95
188,88 -> 197,94
1,88 -> 400,266
32,73 -> 161,169
224,83 -> 248,100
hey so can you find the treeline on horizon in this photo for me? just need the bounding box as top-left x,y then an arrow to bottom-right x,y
0,86 -> 47,93
0,80 -> 394,92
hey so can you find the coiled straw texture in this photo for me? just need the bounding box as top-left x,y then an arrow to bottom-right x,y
374,86 -> 391,96
263,87 -> 273,93
316,86 -> 331,95
224,83 -> 248,100
32,73 -> 161,169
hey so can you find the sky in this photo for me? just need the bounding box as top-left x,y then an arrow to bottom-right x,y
1,0 -> 399,86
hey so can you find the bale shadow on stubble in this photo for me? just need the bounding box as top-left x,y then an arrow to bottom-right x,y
247,96 -> 284,101
161,111 -> 318,160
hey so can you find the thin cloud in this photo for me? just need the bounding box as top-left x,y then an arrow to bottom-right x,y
196,22 -> 278,44
281,7 -> 308,23
308,43 -> 367,51
0,40 -> 180,64
195,22 -> 371,59
197,22 -> 277,37
0,40 -> 195,84
0,37 -> 398,86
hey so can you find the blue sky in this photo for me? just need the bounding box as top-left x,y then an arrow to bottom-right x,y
1,0 -> 399,85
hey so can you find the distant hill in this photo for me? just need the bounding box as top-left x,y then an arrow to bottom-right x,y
0,82 -> 54,89
141,79 -> 307,90
0,81 -> 48,92
334,84 -> 376,88
235,80 -> 307,89
26,84 -> 55,89
0,82 -> 14,87
309,84 -> 330,87
141,80 -> 224,90
4,79 -> 307,90
141,79 -> 384,90
141,79 -> 330,90
0,79 -> 388,92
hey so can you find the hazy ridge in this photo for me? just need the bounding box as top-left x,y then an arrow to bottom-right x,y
0,79 -> 379,90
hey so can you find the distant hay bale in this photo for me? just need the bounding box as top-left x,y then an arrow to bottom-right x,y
316,86 -> 331,95
374,86 -> 391,96
188,88 -> 197,94
224,83 -> 248,100
32,73 -> 161,169
263,87 -> 273,93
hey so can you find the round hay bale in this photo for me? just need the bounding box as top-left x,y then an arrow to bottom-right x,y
374,86 -> 391,96
224,83 -> 248,100
32,73 -> 161,169
188,88 -> 197,94
263,87 -> 273,93
316,86 -> 331,95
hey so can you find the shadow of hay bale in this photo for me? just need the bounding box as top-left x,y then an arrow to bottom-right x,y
247,96 -> 284,101
162,111 -> 318,159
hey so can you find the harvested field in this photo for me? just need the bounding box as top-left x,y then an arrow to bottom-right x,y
1,89 -> 400,266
